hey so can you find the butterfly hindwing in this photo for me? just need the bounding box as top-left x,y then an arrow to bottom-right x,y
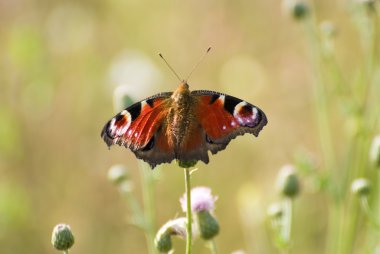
192,90 -> 267,155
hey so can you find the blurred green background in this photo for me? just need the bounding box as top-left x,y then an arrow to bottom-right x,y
1,0 -> 379,253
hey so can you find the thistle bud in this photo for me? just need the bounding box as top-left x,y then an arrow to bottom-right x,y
180,187 -> 218,213
154,218 -> 187,252
369,135 -> 380,168
51,224 -> 75,251
155,232 -> 172,253
196,210 -> 220,240
351,178 -> 371,197
276,164 -> 300,198
267,202 -> 284,220
283,0 -> 310,21
113,85 -> 134,112
107,164 -> 129,185
177,160 -> 198,168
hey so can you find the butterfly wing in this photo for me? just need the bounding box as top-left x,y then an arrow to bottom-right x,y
101,92 -> 176,168
191,90 -> 267,156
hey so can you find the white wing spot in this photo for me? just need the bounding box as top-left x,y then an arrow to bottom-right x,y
251,107 -> 258,121
109,118 -> 116,134
134,132 -> 138,137
141,100 -> 147,109
117,124 -> 129,136
222,125 -> 226,130
233,101 -> 248,118
231,121 -> 236,127
218,95 -> 225,104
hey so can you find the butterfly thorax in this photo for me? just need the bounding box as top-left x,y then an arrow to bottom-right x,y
166,82 -> 197,150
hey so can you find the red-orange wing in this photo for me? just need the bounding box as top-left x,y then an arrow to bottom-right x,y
101,92 -> 175,168
192,90 -> 267,155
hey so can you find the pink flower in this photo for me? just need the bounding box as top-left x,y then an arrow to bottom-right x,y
180,187 -> 218,213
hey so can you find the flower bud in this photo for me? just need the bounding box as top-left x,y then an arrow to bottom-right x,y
196,210 -> 220,240
180,187 -> 217,213
267,202 -> 284,220
119,181 -> 134,193
113,85 -> 134,112
107,164 -> 129,185
369,135 -> 380,168
177,160 -> 198,168
351,178 -> 371,196
155,232 -> 172,253
51,224 -> 75,251
283,0 -> 310,21
276,165 -> 300,198
154,218 -> 187,252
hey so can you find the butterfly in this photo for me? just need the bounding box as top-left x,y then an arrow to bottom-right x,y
101,81 -> 267,169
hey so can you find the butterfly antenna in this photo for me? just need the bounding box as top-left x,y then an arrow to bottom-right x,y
159,53 -> 182,82
185,47 -> 211,82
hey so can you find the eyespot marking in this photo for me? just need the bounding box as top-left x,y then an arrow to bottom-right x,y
109,111 -> 132,137
233,102 -> 260,127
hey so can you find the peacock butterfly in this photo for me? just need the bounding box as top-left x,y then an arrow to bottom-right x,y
101,81 -> 267,168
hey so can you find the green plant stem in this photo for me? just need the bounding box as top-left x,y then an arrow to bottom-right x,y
378,172 -> 380,220
184,167 -> 192,254
140,162 -> 157,254
122,190 -> 145,228
282,198 -> 293,253
303,14 -> 339,253
63,250 -> 69,254
340,7 -> 379,254
209,239 -> 218,254
360,196 -> 380,231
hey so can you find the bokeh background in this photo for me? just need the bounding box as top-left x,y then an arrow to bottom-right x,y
1,0 -> 379,253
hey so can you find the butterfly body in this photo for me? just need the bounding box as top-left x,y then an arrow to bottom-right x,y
101,82 -> 267,168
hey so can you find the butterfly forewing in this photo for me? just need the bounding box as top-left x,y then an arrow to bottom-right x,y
101,92 -> 172,151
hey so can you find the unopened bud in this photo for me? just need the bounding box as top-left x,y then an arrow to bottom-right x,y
351,178 -> 371,196
196,211 -> 220,240
155,232 -> 172,253
154,218 -> 187,252
283,0 -> 310,21
277,165 -> 300,198
267,203 -> 284,220
113,85 -> 134,112
51,224 -> 75,251
177,160 -> 198,168
108,164 -> 129,185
